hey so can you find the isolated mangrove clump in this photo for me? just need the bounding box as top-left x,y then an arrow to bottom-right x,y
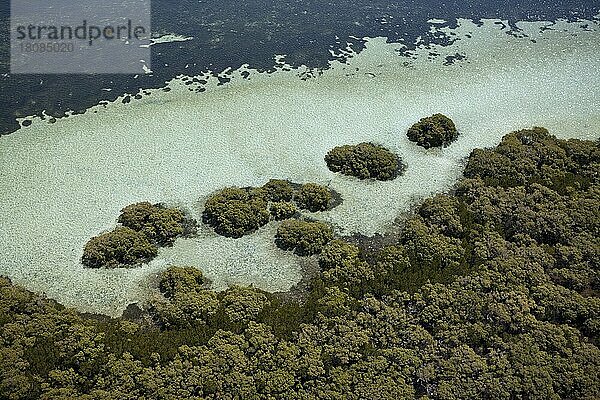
275,219 -> 333,255
325,142 -> 403,180
203,180 -> 337,237
81,202 -> 196,268
407,113 -> 459,149
203,187 -> 271,238
118,202 -> 196,246
82,202 -> 196,268
294,183 -> 333,212
81,227 -> 158,268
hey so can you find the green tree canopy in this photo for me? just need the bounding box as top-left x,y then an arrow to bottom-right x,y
203,187 -> 270,238
275,219 -> 333,255
294,183 -> 333,212
407,113 -> 459,149
325,142 -> 403,180
82,227 -> 158,268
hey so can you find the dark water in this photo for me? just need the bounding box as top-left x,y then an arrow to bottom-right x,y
0,0 -> 598,136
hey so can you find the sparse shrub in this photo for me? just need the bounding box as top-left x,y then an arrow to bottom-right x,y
325,142 -> 402,180
407,113 -> 458,149
294,183 -> 332,212
275,219 -> 333,255
118,202 -> 195,246
269,201 -> 298,220
203,187 -> 270,238
82,227 -> 158,268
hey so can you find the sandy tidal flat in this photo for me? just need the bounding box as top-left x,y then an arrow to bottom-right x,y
0,18 -> 599,316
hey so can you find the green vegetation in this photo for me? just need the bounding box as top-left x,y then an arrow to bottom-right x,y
203,187 -> 271,238
464,126 -> 599,193
2,127 -> 600,399
222,285 -> 271,324
269,201 -> 298,220
203,181 -> 336,237
150,267 -> 272,330
157,265 -> 207,298
81,227 -> 158,268
275,219 -> 333,255
319,240 -> 374,294
407,113 -> 459,148
82,202 -> 195,268
325,142 -> 403,180
151,266 -> 219,329
118,202 -> 195,246
294,183 -> 333,212
261,179 -> 294,202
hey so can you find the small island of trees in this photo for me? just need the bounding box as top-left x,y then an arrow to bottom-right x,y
202,187 -> 271,238
407,113 -> 459,148
294,183 -> 334,212
82,227 -> 158,268
203,180 -> 338,238
117,202 -> 196,246
325,142 -> 403,180
82,202 -> 196,268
